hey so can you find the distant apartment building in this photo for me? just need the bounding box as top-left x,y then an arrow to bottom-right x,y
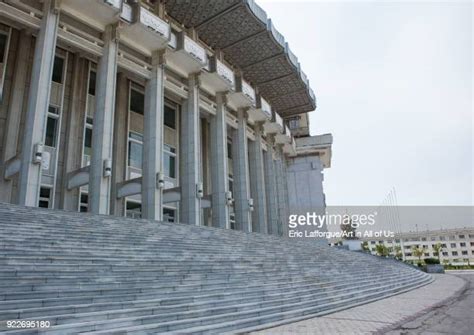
363,228 -> 474,265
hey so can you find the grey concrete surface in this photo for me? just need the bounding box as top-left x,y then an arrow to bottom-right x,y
385,272 -> 473,335
253,273 -> 468,335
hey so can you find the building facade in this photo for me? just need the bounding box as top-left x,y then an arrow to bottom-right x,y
0,0 -> 332,236
364,228 -> 474,265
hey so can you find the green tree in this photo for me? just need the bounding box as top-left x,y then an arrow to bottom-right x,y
361,241 -> 369,252
412,246 -> 424,265
393,245 -> 403,260
375,244 -> 390,257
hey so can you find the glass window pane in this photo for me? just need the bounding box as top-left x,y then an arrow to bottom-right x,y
40,187 -> 51,198
39,200 -> 49,208
163,208 -> 175,223
0,34 -> 7,63
52,56 -> 64,83
129,132 -> 143,142
85,128 -> 92,148
164,105 -> 176,129
128,141 -> 143,169
130,89 -> 144,115
126,201 -> 141,219
229,178 -> 233,194
84,128 -> 92,156
45,117 -> 58,147
169,155 -> 175,178
164,144 -> 175,154
127,201 -> 141,210
48,106 -> 59,115
88,71 -> 96,96
163,153 -> 170,177
227,141 -> 232,159
164,153 -> 176,179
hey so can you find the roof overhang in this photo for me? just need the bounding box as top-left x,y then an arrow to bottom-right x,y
165,0 -> 316,117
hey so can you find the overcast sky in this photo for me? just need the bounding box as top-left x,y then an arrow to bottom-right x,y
259,0 -> 473,207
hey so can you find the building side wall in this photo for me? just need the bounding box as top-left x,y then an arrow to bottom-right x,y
286,155 -> 325,211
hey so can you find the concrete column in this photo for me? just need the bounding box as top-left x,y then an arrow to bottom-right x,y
110,73 -> 128,216
142,50 -> 165,221
248,124 -> 267,233
281,154 -> 290,237
201,119 -> 211,226
275,148 -> 288,236
89,25 -> 118,214
60,55 -> 87,211
264,140 -> 278,235
232,109 -> 251,232
209,92 -> 229,229
18,0 -> 59,206
180,73 -> 201,225
0,30 -> 32,203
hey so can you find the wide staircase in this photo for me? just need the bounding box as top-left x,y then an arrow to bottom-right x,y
0,203 -> 431,334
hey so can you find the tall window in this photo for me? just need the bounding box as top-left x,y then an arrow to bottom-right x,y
79,193 -> 88,212
0,32 -> 8,64
164,104 -> 176,129
228,174 -> 234,196
45,106 -> 59,147
163,207 -> 176,223
228,173 -> 235,229
227,137 -> 232,159
128,132 -> 143,169
82,115 -> 93,166
163,144 -> 176,178
0,30 -> 11,100
126,201 -> 141,219
51,56 -> 64,83
38,187 -> 51,208
130,89 -> 144,115
88,70 -> 96,96
288,117 -> 300,130
84,127 -> 92,157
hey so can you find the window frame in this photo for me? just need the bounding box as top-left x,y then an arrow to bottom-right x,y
163,144 -> 177,179
0,27 -> 11,101
44,106 -> 60,148
38,186 -> 52,209
163,206 -> 176,223
128,131 -> 144,170
126,200 -> 142,219
51,55 -> 65,84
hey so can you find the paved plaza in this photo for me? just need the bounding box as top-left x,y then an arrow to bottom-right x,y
252,272 -> 472,334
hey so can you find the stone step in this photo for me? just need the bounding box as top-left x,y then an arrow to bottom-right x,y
163,277 -> 434,335
1,275 -> 430,334
0,266 -> 418,310
0,266 -> 404,302
0,273 -> 426,331
1,271 -> 421,320
0,203 -> 431,334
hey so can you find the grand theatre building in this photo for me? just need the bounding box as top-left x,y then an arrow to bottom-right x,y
0,0 -> 332,234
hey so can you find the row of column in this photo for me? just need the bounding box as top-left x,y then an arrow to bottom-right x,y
12,0 -> 289,235
233,121 -> 289,236
14,2 -> 166,220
